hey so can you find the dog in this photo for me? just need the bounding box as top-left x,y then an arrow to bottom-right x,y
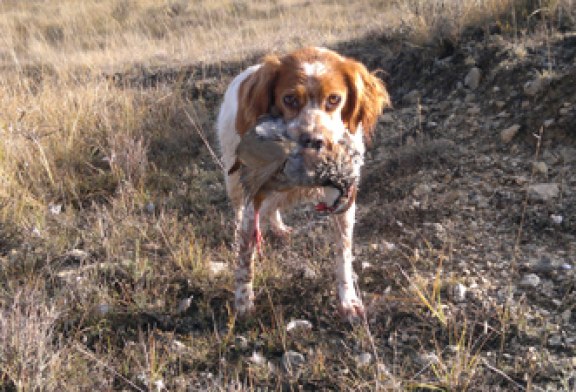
216,47 -> 390,319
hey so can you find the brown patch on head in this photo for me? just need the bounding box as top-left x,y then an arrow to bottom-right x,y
340,59 -> 391,141
237,47 -> 390,142
272,48 -> 349,119
236,55 -> 281,134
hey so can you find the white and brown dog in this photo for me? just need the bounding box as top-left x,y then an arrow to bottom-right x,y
216,47 -> 390,319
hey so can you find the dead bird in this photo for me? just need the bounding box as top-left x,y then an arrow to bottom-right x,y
228,116 -> 361,250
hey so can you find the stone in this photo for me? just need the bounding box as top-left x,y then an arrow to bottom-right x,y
209,261 -> 227,275
249,351 -> 267,366
177,296 -> 193,314
550,214 -> 563,225
403,89 -> 421,104
381,113 -> 394,124
501,124 -> 521,143
282,351 -> 306,373
547,335 -> 563,347
451,283 -> 467,303
465,67 -> 481,90
286,319 -> 313,333
413,183 -> 432,197
94,303 -> 113,317
355,352 -> 373,367
524,77 -> 544,96
234,335 -> 249,350
467,106 -> 481,115
531,161 -> 548,176
519,273 -> 541,288
527,183 -> 560,201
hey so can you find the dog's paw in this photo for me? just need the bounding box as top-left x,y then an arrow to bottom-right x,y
337,284 -> 365,323
270,224 -> 293,239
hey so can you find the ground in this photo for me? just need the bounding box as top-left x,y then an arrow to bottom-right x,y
0,1 -> 575,391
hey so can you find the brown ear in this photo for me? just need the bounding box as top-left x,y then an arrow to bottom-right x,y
341,60 -> 391,141
235,55 -> 281,135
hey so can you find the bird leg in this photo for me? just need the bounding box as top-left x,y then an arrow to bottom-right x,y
253,208 -> 264,256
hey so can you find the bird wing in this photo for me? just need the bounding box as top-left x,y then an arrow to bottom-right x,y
233,129 -> 298,200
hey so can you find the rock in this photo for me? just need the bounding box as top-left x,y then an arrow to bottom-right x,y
286,319 -> 313,333
559,147 -> 576,163
467,106 -> 481,115
49,203 -> 62,215
547,335 -> 563,347
66,249 -> 89,261
532,161 -> 548,176
543,119 -> 554,127
523,76 -> 544,96
413,183 -> 432,197
403,89 -> 421,104
94,303 -> 113,317
176,296 -> 193,314
355,352 -> 373,367
450,283 -> 467,303
527,183 -> 560,201
249,351 -> 267,366
416,352 -> 440,366
234,335 -> 249,350
145,202 -> 155,214
501,124 -> 521,143
465,67 -> 481,90
464,93 -> 476,103
519,273 -> 541,288
209,261 -> 227,275
550,214 -> 563,225
282,351 -> 306,373
381,113 -> 394,124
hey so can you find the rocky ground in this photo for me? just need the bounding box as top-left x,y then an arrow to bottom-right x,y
112,26 -> 576,390
352,27 -> 576,389
2,19 -> 575,391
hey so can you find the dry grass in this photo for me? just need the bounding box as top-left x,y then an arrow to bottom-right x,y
0,0 -> 574,390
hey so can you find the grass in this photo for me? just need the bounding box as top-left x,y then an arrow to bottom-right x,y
1,0 -> 575,390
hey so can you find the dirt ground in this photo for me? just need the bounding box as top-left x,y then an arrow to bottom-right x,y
159,26 -> 576,390
1,15 -> 575,392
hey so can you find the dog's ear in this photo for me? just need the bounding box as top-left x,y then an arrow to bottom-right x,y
341,59 -> 390,142
236,55 -> 281,135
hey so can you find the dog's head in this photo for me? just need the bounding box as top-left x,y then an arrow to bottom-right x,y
236,47 -> 390,147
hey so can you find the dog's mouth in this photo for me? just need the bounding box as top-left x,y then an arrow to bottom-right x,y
315,183 -> 356,215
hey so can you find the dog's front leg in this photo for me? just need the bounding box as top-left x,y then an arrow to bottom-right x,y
332,202 -> 365,321
235,202 -> 257,315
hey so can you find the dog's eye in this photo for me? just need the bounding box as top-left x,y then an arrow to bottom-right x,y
326,94 -> 341,110
283,94 -> 298,109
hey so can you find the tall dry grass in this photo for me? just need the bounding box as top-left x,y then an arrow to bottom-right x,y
0,0 -> 574,390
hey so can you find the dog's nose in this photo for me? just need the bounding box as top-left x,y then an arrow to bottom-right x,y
299,132 -> 324,150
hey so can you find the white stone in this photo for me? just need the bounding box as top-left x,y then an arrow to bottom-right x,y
282,351 -> 305,373
519,273 -> 541,288
355,352 -> 373,367
451,283 -> 467,303
464,67 -> 481,90
501,124 -> 521,143
249,351 -> 267,366
286,319 -> 313,333
550,214 -> 563,225
209,261 -> 227,275
524,77 -> 544,96
527,183 -> 560,201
